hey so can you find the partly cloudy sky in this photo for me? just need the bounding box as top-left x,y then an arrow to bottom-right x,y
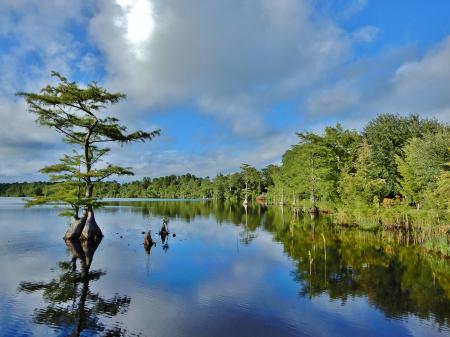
0,0 -> 449,182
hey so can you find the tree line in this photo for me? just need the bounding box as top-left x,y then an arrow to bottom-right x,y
0,168 -> 270,201
264,113 -> 449,233
2,113 -> 449,220
268,114 -> 449,209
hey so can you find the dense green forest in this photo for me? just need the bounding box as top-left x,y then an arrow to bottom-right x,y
2,113 -> 449,234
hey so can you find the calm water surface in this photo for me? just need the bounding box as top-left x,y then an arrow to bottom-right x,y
1,197 -> 450,337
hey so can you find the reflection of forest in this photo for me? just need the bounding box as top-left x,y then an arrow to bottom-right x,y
105,200 -> 450,327
279,221 -> 450,327
18,239 -> 130,337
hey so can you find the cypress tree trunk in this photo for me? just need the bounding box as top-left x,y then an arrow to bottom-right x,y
243,181 -> 249,206
80,207 -> 103,240
64,214 -> 87,240
79,122 -> 103,240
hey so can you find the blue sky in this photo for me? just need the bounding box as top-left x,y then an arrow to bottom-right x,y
0,0 -> 449,182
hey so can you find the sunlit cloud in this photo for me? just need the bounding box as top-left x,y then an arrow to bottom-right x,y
115,0 -> 155,59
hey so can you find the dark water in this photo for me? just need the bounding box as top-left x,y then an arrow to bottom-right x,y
1,197 -> 450,337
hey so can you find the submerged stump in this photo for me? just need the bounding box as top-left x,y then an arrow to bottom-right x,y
144,230 -> 156,247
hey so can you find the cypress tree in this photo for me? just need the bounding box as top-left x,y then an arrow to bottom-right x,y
18,72 -> 160,240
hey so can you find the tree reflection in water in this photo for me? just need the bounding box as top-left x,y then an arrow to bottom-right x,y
113,200 -> 450,328
18,239 -> 131,336
274,213 -> 450,328
93,201 -> 450,330
239,204 -> 257,245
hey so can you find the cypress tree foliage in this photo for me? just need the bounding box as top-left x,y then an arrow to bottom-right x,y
25,153 -> 89,218
17,72 -> 160,240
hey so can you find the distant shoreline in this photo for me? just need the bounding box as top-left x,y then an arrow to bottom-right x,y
0,196 -> 210,202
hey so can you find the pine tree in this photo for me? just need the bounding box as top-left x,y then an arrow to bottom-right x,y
18,72 -> 160,240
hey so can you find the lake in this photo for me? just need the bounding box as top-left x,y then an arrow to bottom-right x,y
1,197 -> 449,337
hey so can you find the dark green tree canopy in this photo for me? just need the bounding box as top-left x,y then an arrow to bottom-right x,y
363,113 -> 445,196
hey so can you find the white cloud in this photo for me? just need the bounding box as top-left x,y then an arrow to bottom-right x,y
307,82 -> 359,118
305,37 -> 450,128
389,36 -> 450,115
115,0 -> 155,59
89,0 -> 352,134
